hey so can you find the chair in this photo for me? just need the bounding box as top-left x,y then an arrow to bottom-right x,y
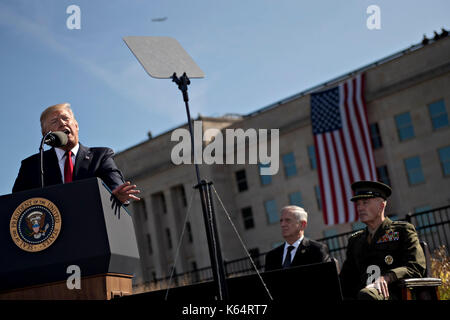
398,241 -> 442,300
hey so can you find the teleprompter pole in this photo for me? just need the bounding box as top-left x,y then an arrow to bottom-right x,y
205,180 -> 228,298
172,72 -> 229,300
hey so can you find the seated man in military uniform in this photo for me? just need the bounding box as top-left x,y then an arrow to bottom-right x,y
339,181 -> 426,300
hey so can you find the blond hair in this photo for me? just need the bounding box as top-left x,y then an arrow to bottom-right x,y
40,103 -> 74,135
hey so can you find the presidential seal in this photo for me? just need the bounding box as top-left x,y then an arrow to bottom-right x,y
9,198 -> 62,252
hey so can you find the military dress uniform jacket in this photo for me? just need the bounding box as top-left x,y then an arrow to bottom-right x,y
339,218 -> 426,299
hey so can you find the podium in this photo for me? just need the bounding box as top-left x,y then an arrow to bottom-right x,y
0,178 -> 140,300
124,261 -> 342,302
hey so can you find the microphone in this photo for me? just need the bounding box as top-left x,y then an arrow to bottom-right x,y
44,131 -> 68,147
39,130 -> 68,188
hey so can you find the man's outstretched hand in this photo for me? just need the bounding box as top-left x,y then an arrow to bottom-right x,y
112,181 -> 141,204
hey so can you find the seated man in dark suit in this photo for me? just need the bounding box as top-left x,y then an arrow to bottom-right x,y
265,205 -> 331,271
12,103 -> 140,204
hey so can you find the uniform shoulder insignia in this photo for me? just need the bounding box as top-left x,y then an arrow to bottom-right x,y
391,220 -> 414,228
391,220 -> 408,225
349,230 -> 364,239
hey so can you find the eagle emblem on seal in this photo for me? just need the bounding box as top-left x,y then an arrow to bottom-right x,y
25,211 -> 50,239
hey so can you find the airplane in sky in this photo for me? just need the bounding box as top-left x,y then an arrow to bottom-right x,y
151,17 -> 168,22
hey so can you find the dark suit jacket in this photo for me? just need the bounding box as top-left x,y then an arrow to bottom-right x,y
264,238 -> 331,272
12,143 -> 125,193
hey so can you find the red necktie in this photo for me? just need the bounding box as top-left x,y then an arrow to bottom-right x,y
64,151 -> 73,183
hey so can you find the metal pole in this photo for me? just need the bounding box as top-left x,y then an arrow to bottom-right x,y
205,181 -> 228,299
172,72 -> 228,300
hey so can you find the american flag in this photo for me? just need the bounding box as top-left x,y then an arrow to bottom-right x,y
310,73 -> 377,225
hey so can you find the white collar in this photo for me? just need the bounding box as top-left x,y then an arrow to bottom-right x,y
54,143 -> 79,161
285,236 -> 304,249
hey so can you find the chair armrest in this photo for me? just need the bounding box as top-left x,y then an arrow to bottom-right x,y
398,278 -> 442,288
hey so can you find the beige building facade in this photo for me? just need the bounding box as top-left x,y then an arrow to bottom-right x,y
114,34 -> 450,285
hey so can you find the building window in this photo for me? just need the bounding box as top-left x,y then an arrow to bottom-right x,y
288,191 -> 303,207
307,145 -> 317,169
146,234 -> 153,255
314,185 -> 322,210
180,186 -> 187,207
166,228 -> 172,249
264,199 -> 278,224
323,229 -> 338,251
235,169 -> 248,192
258,163 -> 272,185
161,194 -> 167,213
178,185 -> 187,207
438,146 -> 450,176
376,165 -> 391,186
152,192 -> 167,214
282,152 -> 297,177
133,198 -> 148,221
369,123 -> 383,149
428,99 -> 449,130
241,207 -> 255,230
395,112 -> 415,141
414,206 -> 436,233
171,185 -> 188,212
186,222 -> 193,243
404,156 -> 425,185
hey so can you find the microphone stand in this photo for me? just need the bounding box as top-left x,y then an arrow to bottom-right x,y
39,131 -> 53,188
172,72 -> 229,300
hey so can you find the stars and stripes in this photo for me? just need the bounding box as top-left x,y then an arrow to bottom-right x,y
311,73 -> 377,225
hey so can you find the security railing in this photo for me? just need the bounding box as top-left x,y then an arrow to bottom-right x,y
135,205 -> 450,290
405,205 -> 450,254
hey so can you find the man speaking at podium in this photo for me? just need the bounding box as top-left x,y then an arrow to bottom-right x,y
12,103 -> 140,205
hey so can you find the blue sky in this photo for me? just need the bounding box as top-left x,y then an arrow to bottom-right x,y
0,0 -> 449,195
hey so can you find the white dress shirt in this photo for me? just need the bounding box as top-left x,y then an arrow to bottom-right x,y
54,143 -> 79,183
282,236 -> 304,264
